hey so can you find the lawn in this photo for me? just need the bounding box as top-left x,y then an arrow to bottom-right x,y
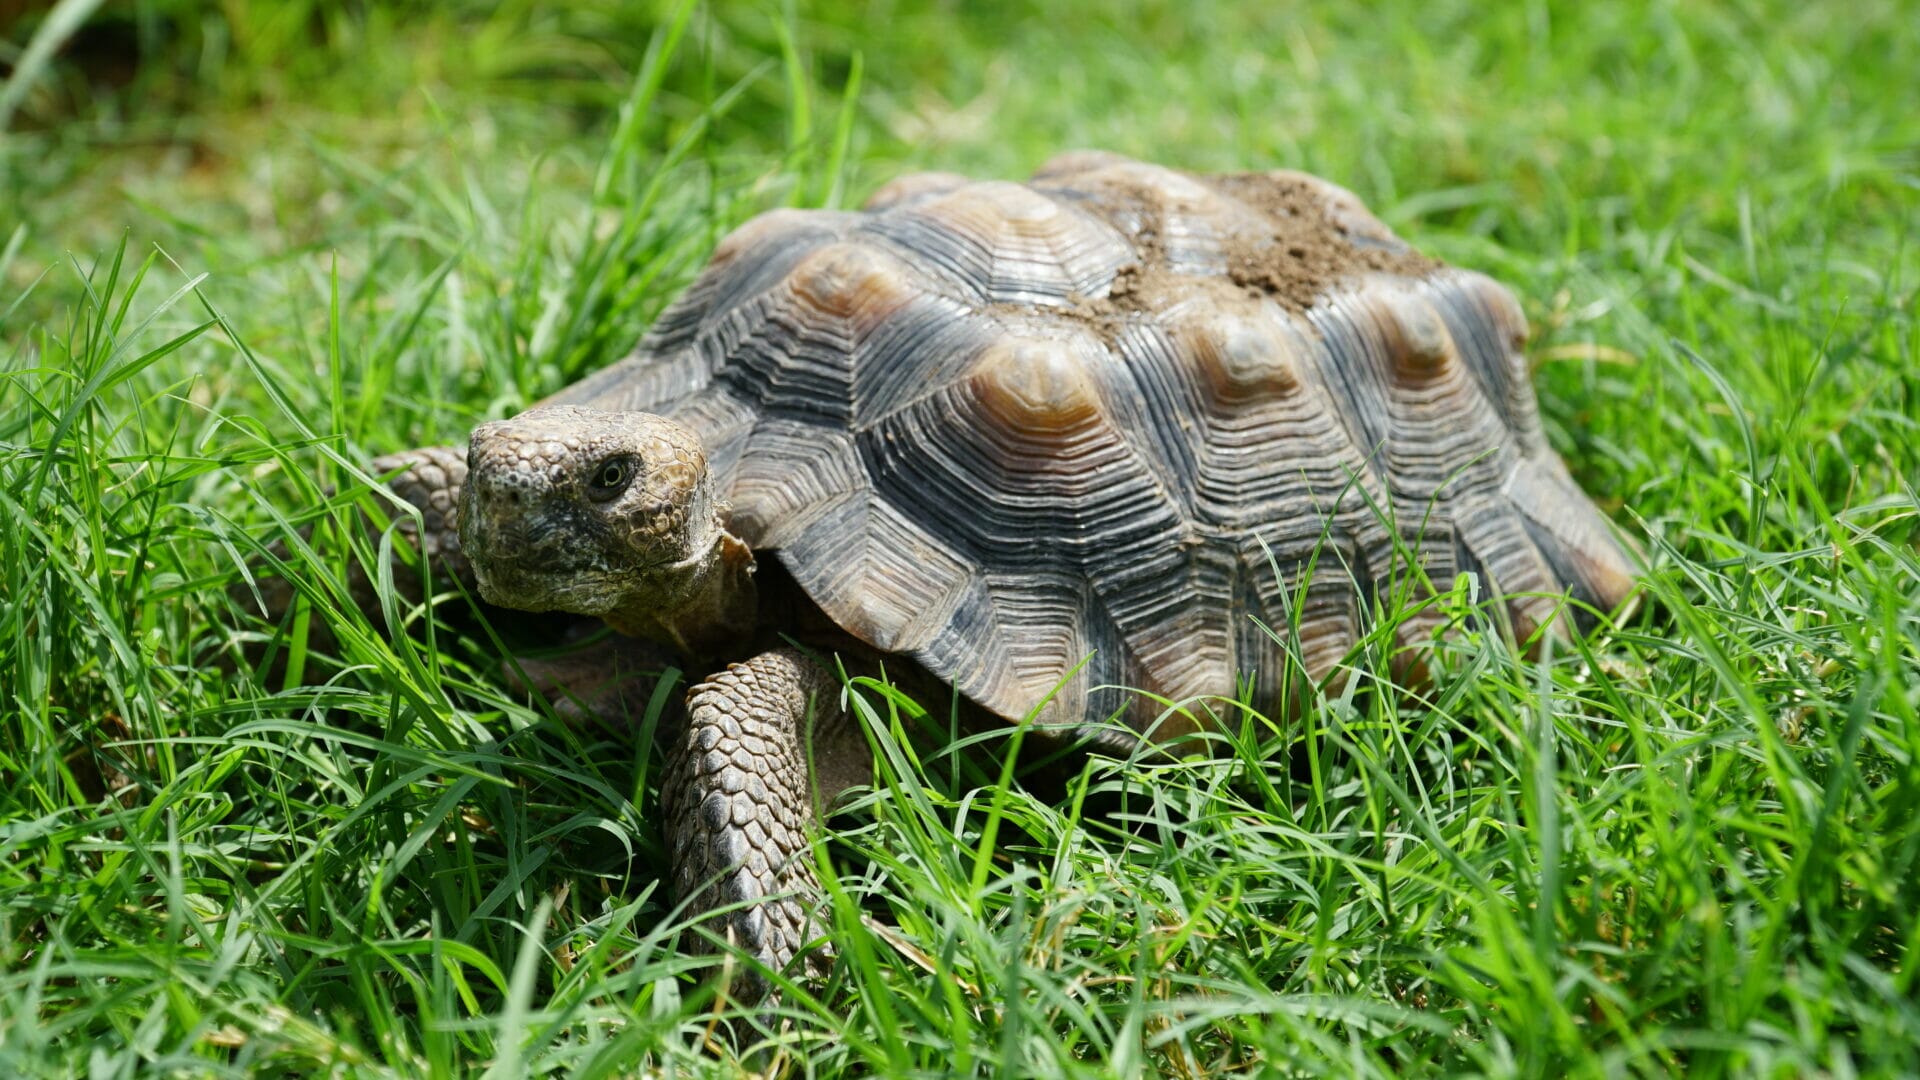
2,0 -> 1917,1075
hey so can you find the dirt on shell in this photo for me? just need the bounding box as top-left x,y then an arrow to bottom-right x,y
1209,172 -> 1439,310
1061,169 -> 1440,340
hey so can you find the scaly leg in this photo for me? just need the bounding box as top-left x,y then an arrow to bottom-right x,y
661,648 -> 868,999
362,446 -> 473,607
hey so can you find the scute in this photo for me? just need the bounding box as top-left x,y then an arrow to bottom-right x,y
860,180 -> 1135,305
1176,299 -> 1304,404
969,335 -> 1105,431
776,492 -> 979,656
1038,157 -> 1271,276
581,153 -> 1637,739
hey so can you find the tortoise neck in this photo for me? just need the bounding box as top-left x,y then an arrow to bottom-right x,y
605,529 -> 757,661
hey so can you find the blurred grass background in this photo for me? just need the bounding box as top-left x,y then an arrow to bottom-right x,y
2,1 -> 1917,1075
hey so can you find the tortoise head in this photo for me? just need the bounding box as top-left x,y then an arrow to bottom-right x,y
458,405 -> 743,636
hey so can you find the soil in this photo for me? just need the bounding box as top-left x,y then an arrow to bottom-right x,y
1057,169 -> 1440,342
1061,178 -> 1173,342
1207,171 -> 1438,312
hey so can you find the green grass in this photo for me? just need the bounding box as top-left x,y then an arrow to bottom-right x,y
3,0 -> 1917,1074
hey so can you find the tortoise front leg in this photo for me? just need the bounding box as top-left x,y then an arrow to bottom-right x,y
661,648 -> 868,999
363,446 -> 473,606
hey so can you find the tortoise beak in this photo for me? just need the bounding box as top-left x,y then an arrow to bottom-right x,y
469,558 -> 618,617
461,506 -> 614,617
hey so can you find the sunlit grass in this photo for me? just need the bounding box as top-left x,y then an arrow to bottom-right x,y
2,0 -> 1916,1075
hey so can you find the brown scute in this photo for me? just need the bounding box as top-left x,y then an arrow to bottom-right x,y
1460,270 -> 1532,353
579,152 -> 1635,738
1177,304 -> 1304,405
723,421 -> 863,550
968,335 -> 1106,432
788,243 -> 920,325
1365,285 -> 1459,381
1036,160 -> 1439,352
877,181 -> 1134,306
773,494 -> 978,656
709,207 -> 825,267
1031,148 -> 1136,180
1050,174 -> 1172,342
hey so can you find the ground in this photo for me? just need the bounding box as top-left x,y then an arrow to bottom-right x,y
1,1 -> 1916,1076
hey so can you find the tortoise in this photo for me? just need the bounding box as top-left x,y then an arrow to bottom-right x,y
346,150 -> 1636,994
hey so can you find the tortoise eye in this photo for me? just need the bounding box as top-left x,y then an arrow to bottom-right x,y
586,456 -> 637,502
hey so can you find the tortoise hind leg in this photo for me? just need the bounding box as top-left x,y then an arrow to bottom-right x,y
661,648 -> 866,1000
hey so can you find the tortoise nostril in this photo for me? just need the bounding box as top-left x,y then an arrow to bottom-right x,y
476,475 -> 527,508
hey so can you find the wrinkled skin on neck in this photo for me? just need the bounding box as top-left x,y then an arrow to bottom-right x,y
457,404 -> 756,661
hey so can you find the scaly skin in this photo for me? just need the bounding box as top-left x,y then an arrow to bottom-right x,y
369,446 -> 473,599
661,648 -> 866,999
238,444 -> 673,731
354,441 -> 683,732
458,405 -> 756,659
459,405 -> 855,995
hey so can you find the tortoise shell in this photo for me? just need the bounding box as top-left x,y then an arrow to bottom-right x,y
549,151 -> 1635,740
